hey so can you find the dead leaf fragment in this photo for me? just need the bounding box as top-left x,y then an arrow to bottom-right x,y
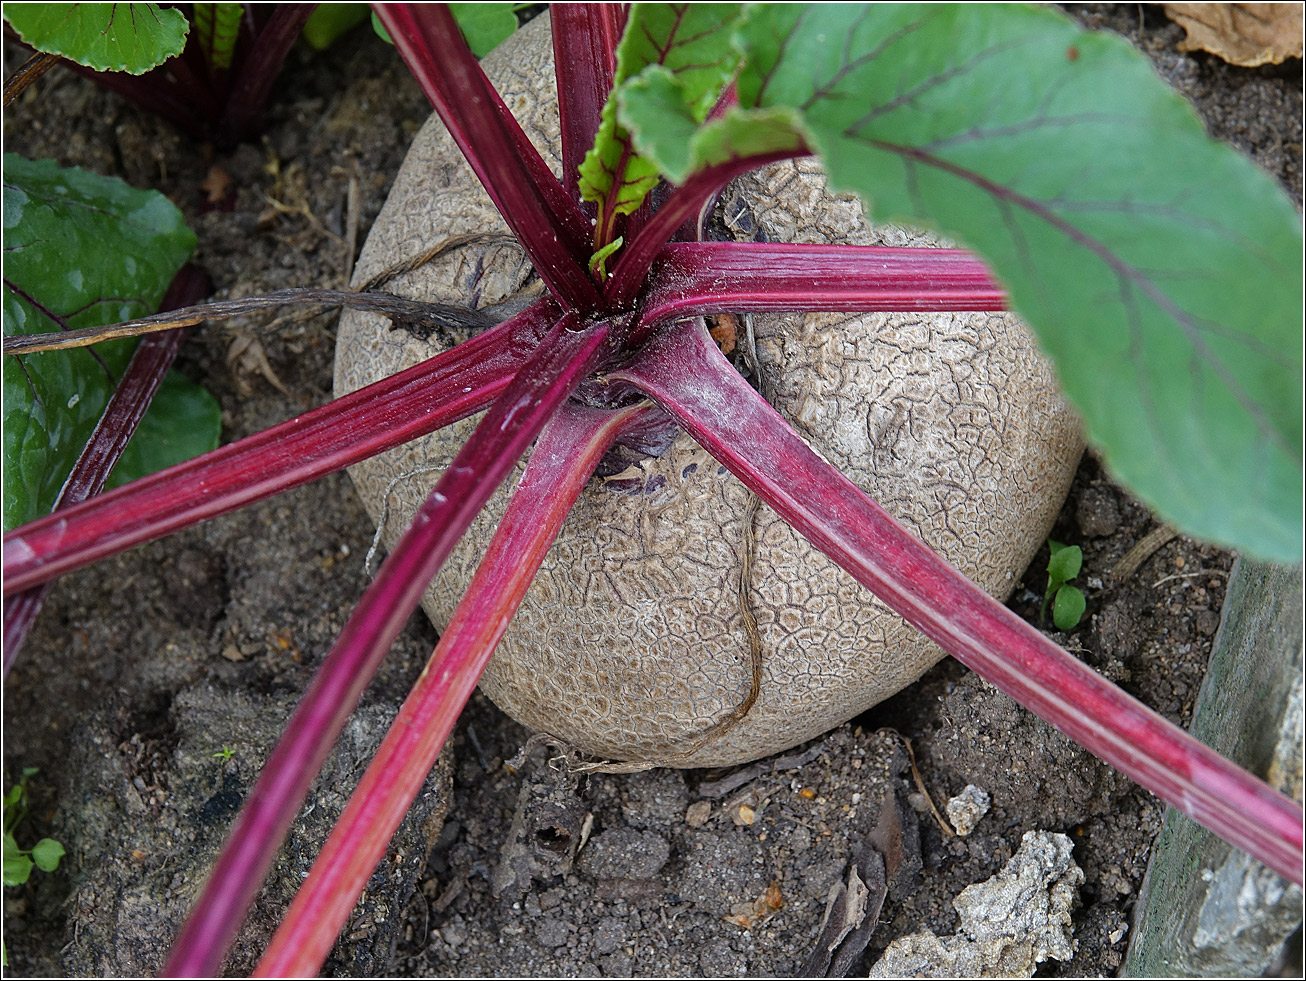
732,802 -> 756,826
685,800 -> 712,827
801,848 -> 888,976
1165,4 -> 1303,66
724,881 -> 783,928
709,313 -> 739,356
227,329 -> 290,396
200,165 -> 233,205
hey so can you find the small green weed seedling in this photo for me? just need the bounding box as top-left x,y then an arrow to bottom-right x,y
3,768 -> 64,967
1042,540 -> 1086,632
3,767 -> 64,888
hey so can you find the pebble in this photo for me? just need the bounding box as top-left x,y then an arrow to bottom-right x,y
946,784 -> 992,836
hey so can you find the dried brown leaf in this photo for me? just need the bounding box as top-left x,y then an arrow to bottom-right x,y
200,165 -> 233,205
724,881 -> 783,928
708,313 -> 739,356
1165,3 -> 1303,66
227,329 -> 290,397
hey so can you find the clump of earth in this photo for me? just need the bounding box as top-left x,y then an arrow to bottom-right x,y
2,4 -> 1299,976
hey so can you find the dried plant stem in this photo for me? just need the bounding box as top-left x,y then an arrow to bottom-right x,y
3,51 -> 59,107
1112,524 -> 1178,582
879,729 -> 953,838
1,288 -> 498,355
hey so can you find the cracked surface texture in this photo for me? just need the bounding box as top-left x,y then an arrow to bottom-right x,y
334,16 -> 1084,766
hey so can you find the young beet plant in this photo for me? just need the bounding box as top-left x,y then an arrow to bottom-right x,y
2,3 -> 1302,975
3,2 -> 317,146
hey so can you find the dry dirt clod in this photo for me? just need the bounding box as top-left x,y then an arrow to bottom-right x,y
334,13 -> 1084,768
868,831 -> 1084,978
945,784 -> 992,837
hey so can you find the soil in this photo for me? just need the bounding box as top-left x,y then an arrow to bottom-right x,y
2,5 -> 1300,978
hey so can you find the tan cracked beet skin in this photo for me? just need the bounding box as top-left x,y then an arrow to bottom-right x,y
334,16 -> 1085,767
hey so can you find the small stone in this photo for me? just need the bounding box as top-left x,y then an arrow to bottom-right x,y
946,784 -> 992,836
733,804 -> 756,826
685,801 -> 712,827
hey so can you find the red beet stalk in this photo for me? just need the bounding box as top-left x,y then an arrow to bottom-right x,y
612,317 -> 1304,884
3,266 -> 210,673
640,241 -> 1007,320
551,3 -> 624,209
2,299 -> 560,594
373,3 -> 599,310
255,400 -> 653,977
163,312 -> 615,976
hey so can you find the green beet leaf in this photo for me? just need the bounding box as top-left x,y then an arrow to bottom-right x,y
579,3 -> 743,228
2,155 -> 219,532
448,3 -> 518,57
620,70 -> 806,184
720,3 -> 1301,562
191,2 -> 243,71
3,840 -> 32,888
4,3 -> 188,74
302,3 -> 370,51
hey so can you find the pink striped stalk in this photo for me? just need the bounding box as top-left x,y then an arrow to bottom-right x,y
552,4 -> 624,210
3,267 -> 210,673
0,239 -> 1003,601
1,298 -> 559,594
640,242 -> 1007,320
374,4 -> 600,311
163,312 -> 615,977
255,400 -> 654,977
611,317 -> 1304,885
